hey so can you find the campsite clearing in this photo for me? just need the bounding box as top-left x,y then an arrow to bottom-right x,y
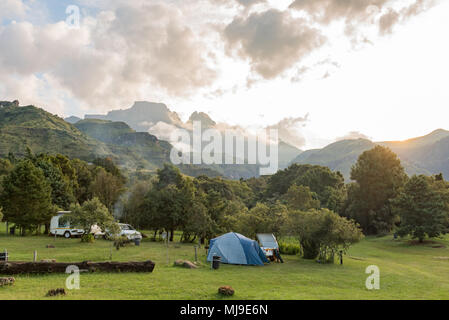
0,223 -> 449,300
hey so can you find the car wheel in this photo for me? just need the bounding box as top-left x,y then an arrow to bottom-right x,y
64,231 -> 71,239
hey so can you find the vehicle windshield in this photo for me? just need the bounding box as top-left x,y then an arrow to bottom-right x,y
120,225 -> 135,231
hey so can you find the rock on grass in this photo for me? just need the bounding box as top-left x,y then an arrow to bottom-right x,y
218,286 -> 235,296
174,260 -> 198,269
46,288 -> 66,297
0,277 -> 15,287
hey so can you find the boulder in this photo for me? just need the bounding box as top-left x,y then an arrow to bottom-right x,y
174,260 -> 198,269
46,288 -> 66,297
218,286 -> 235,296
0,277 -> 15,287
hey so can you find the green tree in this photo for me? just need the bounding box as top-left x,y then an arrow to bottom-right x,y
71,158 -> 94,204
235,202 -> 288,239
0,207 -> 3,222
346,146 -> 407,234
266,164 -> 345,210
34,156 -> 75,210
156,163 -> 184,189
93,157 -> 126,184
65,197 -> 119,241
144,174 -> 196,242
122,181 -> 152,228
0,160 -> 52,234
286,209 -> 363,262
91,167 -> 125,212
285,185 -> 320,211
393,175 -> 449,242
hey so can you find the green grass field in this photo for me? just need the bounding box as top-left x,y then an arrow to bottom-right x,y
1,222 -> 448,300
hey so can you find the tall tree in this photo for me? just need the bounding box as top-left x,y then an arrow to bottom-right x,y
0,160 -> 52,234
346,146 -> 407,234
91,167 -> 125,212
393,175 -> 449,242
34,156 -> 75,210
70,158 -> 94,204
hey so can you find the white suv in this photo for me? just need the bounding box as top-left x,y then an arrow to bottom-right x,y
106,224 -> 142,241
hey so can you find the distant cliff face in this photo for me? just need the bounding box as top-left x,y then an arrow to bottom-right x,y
85,101 -> 183,132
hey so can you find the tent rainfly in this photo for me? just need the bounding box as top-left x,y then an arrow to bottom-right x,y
207,232 -> 269,266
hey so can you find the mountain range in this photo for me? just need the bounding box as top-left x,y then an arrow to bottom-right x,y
74,101 -> 304,172
292,129 -> 449,180
1,100 -> 448,181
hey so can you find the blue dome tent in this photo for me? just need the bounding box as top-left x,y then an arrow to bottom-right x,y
207,232 -> 269,266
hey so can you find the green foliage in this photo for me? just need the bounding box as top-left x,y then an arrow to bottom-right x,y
81,233 -> 95,243
286,209 -> 364,263
284,185 -> 320,211
0,207 -> 3,222
70,158 -> 94,204
345,145 -> 408,234
65,197 -> 118,241
33,155 -> 76,210
265,164 -> 346,211
114,236 -> 131,250
393,175 -> 449,242
91,167 -> 126,212
234,202 -> 288,239
0,160 -> 53,232
278,241 -> 301,255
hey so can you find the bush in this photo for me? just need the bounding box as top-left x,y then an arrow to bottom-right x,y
278,242 -> 301,255
81,234 -> 95,243
286,209 -> 364,263
114,236 -> 131,250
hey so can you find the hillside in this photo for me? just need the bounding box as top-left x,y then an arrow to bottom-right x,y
291,130 -> 449,180
74,119 -> 173,170
0,104 -> 110,160
0,103 -> 176,172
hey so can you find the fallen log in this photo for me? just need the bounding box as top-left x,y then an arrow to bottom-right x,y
0,260 -> 155,275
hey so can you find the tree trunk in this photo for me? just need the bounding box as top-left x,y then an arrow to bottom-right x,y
0,260 -> 156,275
153,230 -> 157,241
170,229 -> 174,242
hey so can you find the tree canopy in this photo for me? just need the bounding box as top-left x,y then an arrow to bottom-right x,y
393,175 -> 449,242
345,145 -> 408,234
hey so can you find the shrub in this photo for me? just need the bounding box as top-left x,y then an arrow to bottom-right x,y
81,234 -> 95,243
286,208 -> 364,263
278,242 -> 301,255
114,236 -> 131,250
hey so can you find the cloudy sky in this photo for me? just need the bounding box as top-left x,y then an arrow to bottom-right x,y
0,0 -> 448,149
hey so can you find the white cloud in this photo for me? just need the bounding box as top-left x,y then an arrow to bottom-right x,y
222,9 -> 326,79
0,0 -> 28,22
0,2 -> 217,111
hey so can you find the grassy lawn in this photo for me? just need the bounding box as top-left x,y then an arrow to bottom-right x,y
0,222 -> 449,300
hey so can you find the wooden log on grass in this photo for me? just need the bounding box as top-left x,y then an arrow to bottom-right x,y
0,260 -> 155,275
